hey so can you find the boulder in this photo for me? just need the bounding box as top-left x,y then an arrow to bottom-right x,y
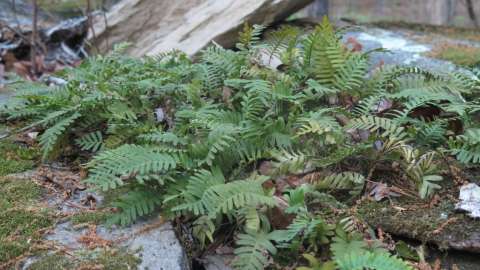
91,0 -> 313,56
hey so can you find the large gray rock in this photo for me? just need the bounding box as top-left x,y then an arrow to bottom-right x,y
91,0 -> 313,56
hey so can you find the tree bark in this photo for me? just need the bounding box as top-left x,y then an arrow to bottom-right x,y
466,0 -> 479,28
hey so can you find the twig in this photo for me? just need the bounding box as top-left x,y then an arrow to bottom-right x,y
86,0 -> 100,53
102,0 -> 109,50
11,0 -> 21,29
31,0 -> 38,75
0,20 -> 46,54
432,217 -> 458,235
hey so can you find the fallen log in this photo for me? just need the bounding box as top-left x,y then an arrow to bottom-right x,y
91,0 -> 313,56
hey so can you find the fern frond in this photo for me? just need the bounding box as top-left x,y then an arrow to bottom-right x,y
316,172 -> 365,196
232,231 -> 277,270
236,23 -> 266,51
336,251 -> 413,270
39,112 -> 82,159
174,171 -> 275,218
270,149 -> 309,176
85,144 -> 177,191
138,131 -> 187,146
349,116 -> 408,140
107,188 -> 163,226
76,131 -> 104,152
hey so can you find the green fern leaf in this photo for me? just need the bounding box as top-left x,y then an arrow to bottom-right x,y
232,231 -> 277,270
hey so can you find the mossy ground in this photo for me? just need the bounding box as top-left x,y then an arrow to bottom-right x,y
0,136 -> 39,176
0,178 -> 53,265
357,189 -> 480,251
0,125 -> 48,265
0,131 -> 125,268
70,211 -> 108,225
28,249 -> 140,270
428,43 -> 480,67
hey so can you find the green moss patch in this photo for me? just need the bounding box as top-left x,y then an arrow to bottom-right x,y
0,178 -> 53,264
357,196 -> 480,251
0,139 -> 39,176
0,178 -> 41,208
27,254 -> 73,270
70,211 -> 108,225
29,249 -> 140,270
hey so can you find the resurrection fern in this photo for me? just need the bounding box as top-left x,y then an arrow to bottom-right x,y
349,116 -> 408,140
39,112 -> 82,159
316,172 -> 366,196
85,145 -> 177,191
173,170 -> 276,219
5,17 -> 480,270
76,131 -> 104,152
449,128 -> 480,164
336,251 -> 413,270
232,231 -> 277,270
107,188 -> 163,226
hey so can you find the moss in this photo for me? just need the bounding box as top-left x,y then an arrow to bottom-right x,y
0,139 -> 39,176
428,44 -> 480,67
0,178 -> 52,263
81,249 -> 141,270
0,178 -> 41,208
30,249 -> 140,270
70,211 -> 108,225
0,242 -> 27,265
28,254 -> 74,270
0,209 -> 52,262
357,197 -> 480,251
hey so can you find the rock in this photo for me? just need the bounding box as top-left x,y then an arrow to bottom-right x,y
0,0 -> 55,28
203,255 -> 234,270
127,222 -> 190,270
456,183 -> 480,218
44,218 -> 189,270
91,0 -> 313,56
343,28 -> 460,73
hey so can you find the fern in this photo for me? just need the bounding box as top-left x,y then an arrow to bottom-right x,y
316,172 -> 366,196
232,231 -> 277,270
107,188 -> 163,226
5,17 -> 476,269
449,128 -> 480,164
39,112 -> 82,159
86,144 -> 177,191
336,251 -> 413,270
76,131 -> 104,152
349,116 -> 408,140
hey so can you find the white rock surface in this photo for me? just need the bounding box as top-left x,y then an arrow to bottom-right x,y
91,0 -> 312,56
456,183 -> 480,218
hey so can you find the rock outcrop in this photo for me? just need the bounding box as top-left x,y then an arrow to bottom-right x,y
91,0 -> 313,56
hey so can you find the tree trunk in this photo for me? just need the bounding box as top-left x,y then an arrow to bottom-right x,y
466,0 -> 479,28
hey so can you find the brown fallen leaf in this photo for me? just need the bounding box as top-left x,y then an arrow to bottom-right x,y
77,225 -> 112,249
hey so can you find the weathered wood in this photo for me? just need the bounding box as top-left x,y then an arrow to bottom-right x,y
91,0 -> 313,56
